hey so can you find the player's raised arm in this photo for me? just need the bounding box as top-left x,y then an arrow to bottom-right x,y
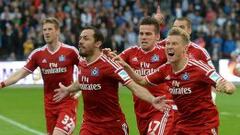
0,68 -> 30,89
126,81 -> 172,112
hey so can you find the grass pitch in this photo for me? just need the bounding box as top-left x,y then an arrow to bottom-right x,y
0,86 -> 239,135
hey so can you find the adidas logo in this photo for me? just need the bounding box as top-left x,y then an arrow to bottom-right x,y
132,57 -> 138,62
42,59 -> 47,63
165,75 -> 170,80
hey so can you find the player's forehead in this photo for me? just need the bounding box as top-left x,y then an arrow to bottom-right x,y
166,35 -> 181,43
139,25 -> 155,33
173,20 -> 187,28
80,29 -> 94,38
42,23 -> 56,29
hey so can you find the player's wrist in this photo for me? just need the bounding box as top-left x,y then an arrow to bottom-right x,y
0,81 -> 6,88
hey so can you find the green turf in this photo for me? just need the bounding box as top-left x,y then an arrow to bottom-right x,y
0,86 -> 239,135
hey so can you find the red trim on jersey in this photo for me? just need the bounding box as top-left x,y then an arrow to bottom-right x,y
23,67 -> 34,73
123,79 -> 132,86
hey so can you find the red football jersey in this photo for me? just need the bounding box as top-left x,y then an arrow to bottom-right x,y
156,40 -> 213,67
146,59 -> 221,131
79,54 -> 131,127
120,45 -> 171,119
24,43 -> 81,105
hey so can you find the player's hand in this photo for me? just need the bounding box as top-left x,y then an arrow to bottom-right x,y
152,95 -> 173,112
216,79 -> 236,94
153,5 -> 164,24
102,48 -> 117,59
53,82 -> 70,102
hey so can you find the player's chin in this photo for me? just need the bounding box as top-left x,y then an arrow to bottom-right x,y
79,52 -> 87,57
167,57 -> 175,63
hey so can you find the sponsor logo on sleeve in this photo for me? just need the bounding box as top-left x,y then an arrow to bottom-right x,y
118,70 -> 130,81
209,71 -> 221,82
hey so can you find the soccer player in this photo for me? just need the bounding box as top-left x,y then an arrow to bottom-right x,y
53,26 -> 172,135
0,17 -> 81,135
117,27 -> 235,134
117,17 -> 176,135
156,16 -> 217,103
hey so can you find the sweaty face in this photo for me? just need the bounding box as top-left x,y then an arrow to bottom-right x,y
138,25 -> 159,51
78,29 -> 96,57
173,20 -> 191,35
165,35 -> 187,63
42,23 -> 59,44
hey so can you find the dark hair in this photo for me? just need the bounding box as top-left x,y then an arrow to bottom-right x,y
139,16 -> 160,34
82,26 -> 104,43
41,17 -> 60,29
174,17 -> 192,29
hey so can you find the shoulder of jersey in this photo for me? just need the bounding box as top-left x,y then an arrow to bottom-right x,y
156,39 -> 166,47
61,44 -> 79,52
28,45 -> 47,58
188,59 -> 214,74
124,45 -> 140,51
100,54 -> 123,70
189,42 -> 211,58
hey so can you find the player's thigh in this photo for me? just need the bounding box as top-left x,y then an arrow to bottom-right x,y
136,118 -> 149,135
147,109 -> 175,135
80,124 -> 101,135
55,106 -> 77,135
45,111 -> 58,135
107,122 -> 129,135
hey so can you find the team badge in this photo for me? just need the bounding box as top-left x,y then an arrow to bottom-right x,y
151,54 -> 159,62
181,72 -> 189,80
59,55 -> 65,62
91,67 -> 99,76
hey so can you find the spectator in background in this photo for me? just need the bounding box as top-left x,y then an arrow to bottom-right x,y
222,33 -> 237,59
23,36 -> 34,58
210,31 -> 224,71
0,0 -> 239,61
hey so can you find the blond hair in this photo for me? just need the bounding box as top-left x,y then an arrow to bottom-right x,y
41,17 -> 60,30
167,27 -> 190,45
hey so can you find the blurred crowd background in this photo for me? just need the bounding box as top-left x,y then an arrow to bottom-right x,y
0,0 -> 239,70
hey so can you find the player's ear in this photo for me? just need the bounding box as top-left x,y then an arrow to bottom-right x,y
56,28 -> 60,37
95,41 -> 102,48
156,33 -> 160,41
